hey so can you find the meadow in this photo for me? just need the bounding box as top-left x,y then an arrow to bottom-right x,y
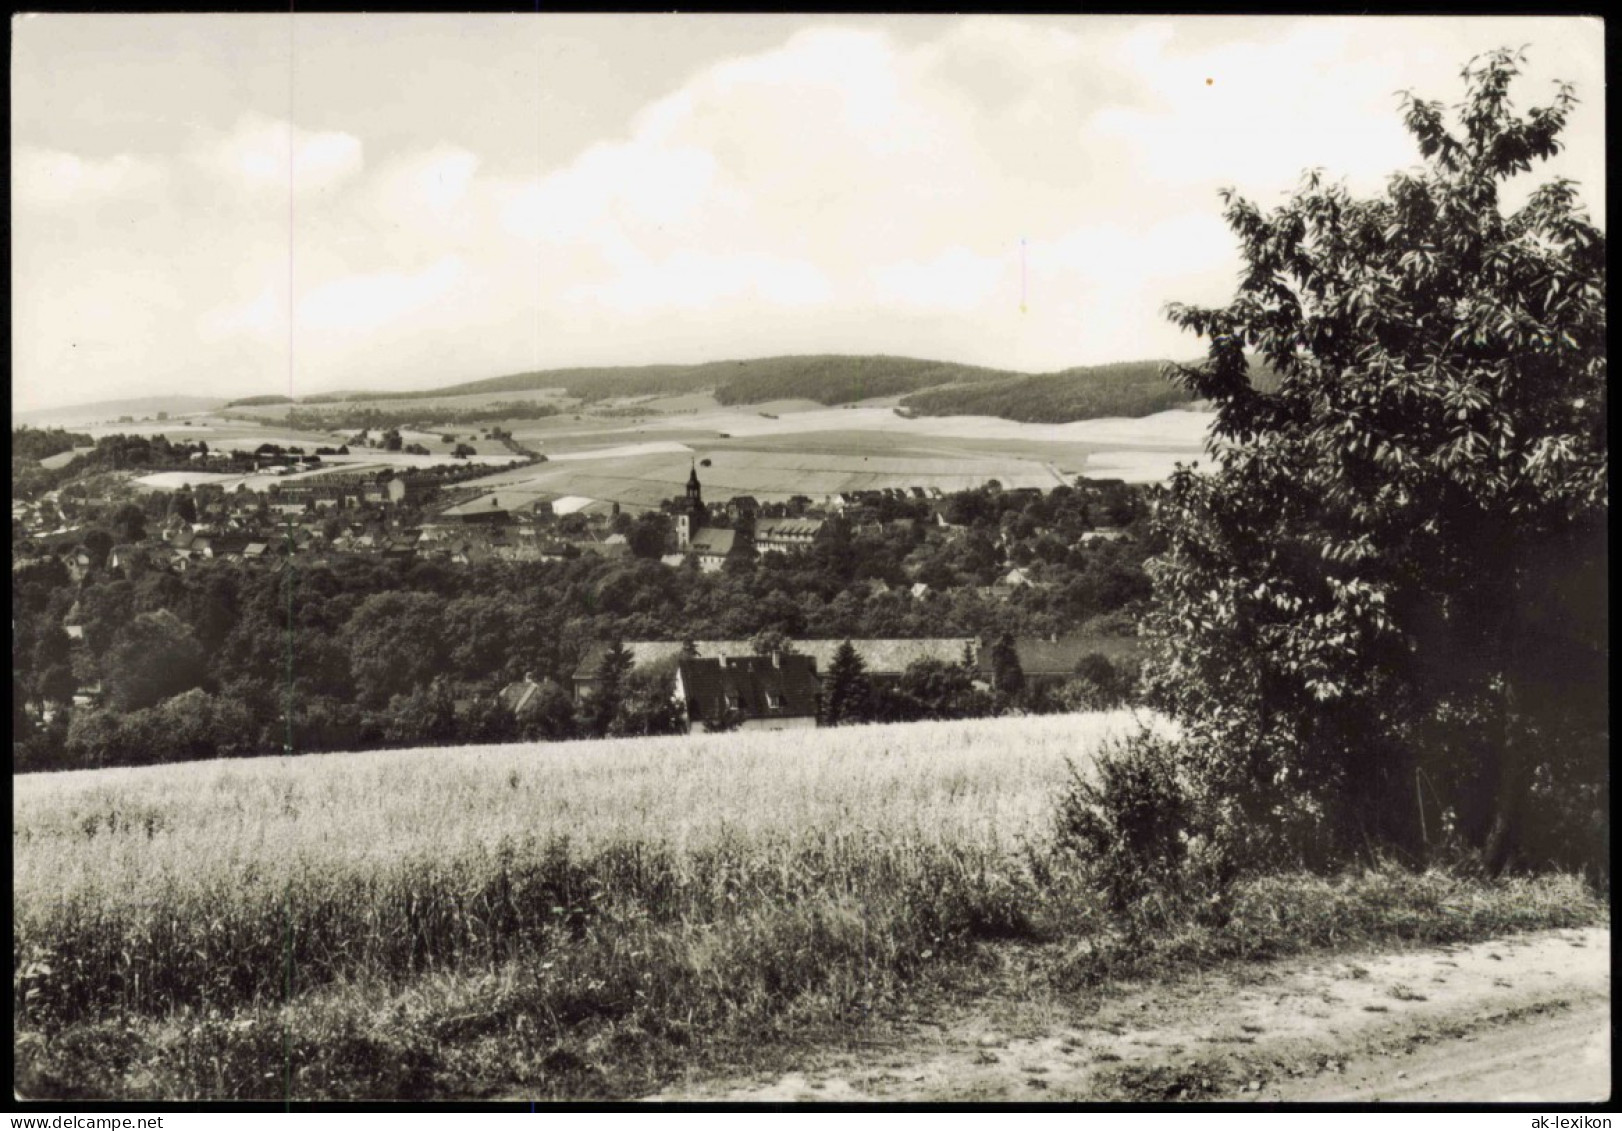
12,712 -> 1603,1100
14,714 -> 1137,1098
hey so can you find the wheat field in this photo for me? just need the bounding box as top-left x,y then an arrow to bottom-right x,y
14,712 -> 1151,1099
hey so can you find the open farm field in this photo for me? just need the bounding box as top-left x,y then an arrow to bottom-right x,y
38,447 -> 96,470
77,419 -> 339,446
601,403 -> 1210,484
685,448 -> 1065,495
14,713 -> 1143,1099
455,438 -> 1066,512
614,392 -> 724,414
131,450 -> 527,494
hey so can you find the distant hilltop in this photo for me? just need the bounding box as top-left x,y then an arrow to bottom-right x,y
286,354 -> 1213,422
223,354 -> 1281,425
20,354 -> 1283,430
12,395 -> 229,429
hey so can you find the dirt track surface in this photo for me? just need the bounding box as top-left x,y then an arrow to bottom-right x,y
650,927 -> 1610,1103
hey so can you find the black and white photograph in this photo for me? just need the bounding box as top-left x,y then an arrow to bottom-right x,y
10,12 -> 1607,1108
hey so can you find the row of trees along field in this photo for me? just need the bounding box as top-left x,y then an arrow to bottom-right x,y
12,481 -> 1153,772
1105,50 -> 1605,886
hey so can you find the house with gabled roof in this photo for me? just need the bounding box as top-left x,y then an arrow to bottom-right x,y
754,516 -> 826,555
674,652 -> 821,733
997,567 -> 1038,590
686,525 -> 741,572
498,672 -> 545,716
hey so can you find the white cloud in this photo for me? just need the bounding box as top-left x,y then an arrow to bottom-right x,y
199,281 -> 286,342
872,246 -> 1007,311
373,147 -> 480,220
12,148 -> 166,208
567,251 -> 831,313
499,141 -> 718,245
9,16 -> 1604,411
297,256 -> 466,333
194,113 -> 363,196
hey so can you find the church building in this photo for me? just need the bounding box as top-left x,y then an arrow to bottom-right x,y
666,464 -> 747,571
674,462 -> 707,550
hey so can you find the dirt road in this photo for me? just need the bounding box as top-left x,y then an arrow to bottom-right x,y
650,927 -> 1610,1103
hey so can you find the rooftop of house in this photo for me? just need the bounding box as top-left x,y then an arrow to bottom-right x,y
676,653 -> 822,722
686,526 -> 739,556
497,676 -> 544,714
755,517 -> 825,540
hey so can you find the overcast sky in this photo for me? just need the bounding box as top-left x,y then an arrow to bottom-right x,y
11,14 -> 1605,411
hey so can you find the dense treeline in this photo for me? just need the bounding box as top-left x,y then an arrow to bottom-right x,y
259,356 -> 1022,410
12,432 -> 210,502
223,395 -> 295,407
12,427 -> 99,501
267,400 -> 564,434
428,354 -> 1011,405
13,481 -> 1154,772
217,354 -> 1276,422
902,362 -> 1192,422
901,360 -> 1285,423
709,356 -> 1010,405
13,426 -> 96,463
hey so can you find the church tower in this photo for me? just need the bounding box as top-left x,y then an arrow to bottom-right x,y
676,461 -> 706,550
686,462 -> 703,510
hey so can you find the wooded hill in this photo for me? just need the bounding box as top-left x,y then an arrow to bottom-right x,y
363,355 -> 1017,408
230,354 -> 1292,423
900,361 -> 1190,423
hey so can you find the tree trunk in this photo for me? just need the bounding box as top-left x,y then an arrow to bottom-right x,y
1473,516 -> 1530,875
1481,641 -> 1525,875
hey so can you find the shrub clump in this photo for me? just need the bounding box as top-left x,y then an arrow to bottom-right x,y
1052,732 -> 1194,916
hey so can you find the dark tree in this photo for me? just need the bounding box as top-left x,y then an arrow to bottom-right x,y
1149,50 -> 1606,872
749,628 -> 794,656
627,511 -> 673,559
895,658 -> 993,721
587,640 -> 634,737
821,639 -> 870,726
342,591 -> 448,709
82,529 -> 114,568
104,611 -> 207,712
382,680 -> 458,747
989,632 -> 1025,699
610,665 -> 685,737
515,679 -> 577,742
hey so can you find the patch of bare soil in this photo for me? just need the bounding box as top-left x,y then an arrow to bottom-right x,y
647,927 -> 1609,1103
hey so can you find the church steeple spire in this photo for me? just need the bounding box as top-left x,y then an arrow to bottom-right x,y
675,459 -> 706,551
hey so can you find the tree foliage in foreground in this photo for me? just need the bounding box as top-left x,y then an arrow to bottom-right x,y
1149,50 -> 1606,874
